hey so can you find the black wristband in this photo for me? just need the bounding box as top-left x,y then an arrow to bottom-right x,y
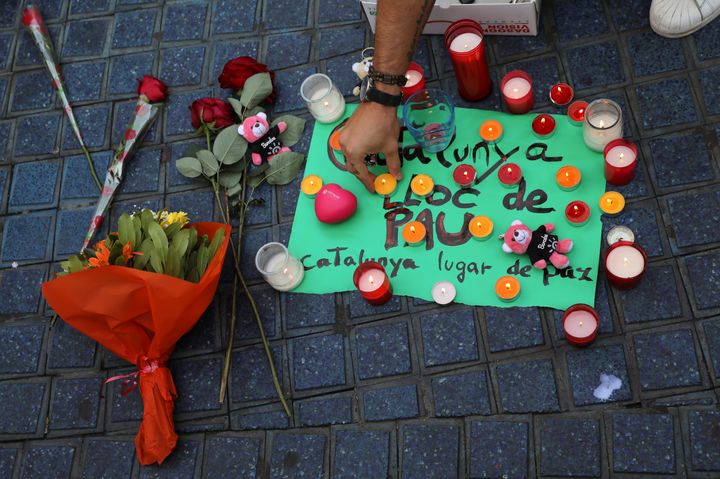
368,66 -> 408,87
365,86 -> 402,107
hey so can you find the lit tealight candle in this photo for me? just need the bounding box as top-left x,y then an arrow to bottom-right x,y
453,164 -> 477,189
556,166 -> 581,191
550,82 -> 574,106
374,173 -> 397,198
479,120 -> 503,143
431,280 -> 456,305
531,114 -> 556,139
402,221 -> 426,247
300,174 -> 323,198
599,191 -> 625,216
498,163 -> 522,188
567,100 -> 588,126
495,275 -> 521,302
565,200 -> 590,226
603,139 -> 638,185
604,241 -> 647,289
329,128 -> 343,151
353,261 -> 393,305
562,304 -> 599,347
410,174 -> 434,198
469,215 -> 493,241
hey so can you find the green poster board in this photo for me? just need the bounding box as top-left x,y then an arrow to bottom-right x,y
288,104 -> 605,309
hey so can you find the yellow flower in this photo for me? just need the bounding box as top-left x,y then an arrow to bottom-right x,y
161,211 -> 189,228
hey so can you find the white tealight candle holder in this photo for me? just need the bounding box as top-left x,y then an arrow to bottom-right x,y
300,73 -> 346,124
255,242 -> 304,292
431,281 -> 456,305
583,99 -> 623,152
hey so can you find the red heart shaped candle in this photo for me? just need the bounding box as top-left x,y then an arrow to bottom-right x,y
315,184 -> 358,224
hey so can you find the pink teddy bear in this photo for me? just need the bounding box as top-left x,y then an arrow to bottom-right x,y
237,112 -> 291,166
501,220 -> 574,269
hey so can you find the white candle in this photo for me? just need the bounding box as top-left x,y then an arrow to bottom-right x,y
255,242 -> 304,291
605,245 -> 645,278
405,70 -> 423,88
563,310 -> 598,338
583,99 -> 623,152
502,77 -> 531,99
605,145 -> 636,168
431,281 -> 456,305
449,32 -> 481,53
358,269 -> 385,292
300,74 -> 346,124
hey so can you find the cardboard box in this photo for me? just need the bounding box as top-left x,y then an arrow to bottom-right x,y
360,0 -> 541,36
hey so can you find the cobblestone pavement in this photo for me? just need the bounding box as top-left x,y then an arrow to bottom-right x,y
1,0 -> 719,477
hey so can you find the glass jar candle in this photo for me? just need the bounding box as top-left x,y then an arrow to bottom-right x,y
255,242 -> 304,291
583,99 -> 623,152
444,19 -> 491,101
300,73 -> 345,124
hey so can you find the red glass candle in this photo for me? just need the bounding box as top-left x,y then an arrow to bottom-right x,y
562,304 -> 599,347
603,138 -> 638,186
565,200 -> 590,226
453,164 -> 477,188
444,19 -> 492,101
532,114 -> 556,139
604,240 -> 647,289
498,163 -> 522,188
567,100 -> 588,126
500,70 -> 533,114
401,62 -> 425,102
550,82 -> 574,106
353,261 -> 393,305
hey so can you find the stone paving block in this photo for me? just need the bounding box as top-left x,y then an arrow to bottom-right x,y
326,52 -> 365,97
553,0 -> 608,41
684,250 -> 720,312
0,120 -> 11,162
355,321 -> 411,380
702,320 -> 720,377
171,356 -> 222,414
431,370 -> 492,417
553,280 -> 614,338
272,66 -> 317,113
49,376 -> 101,431
53,207 -> 95,259
162,2 -> 207,42
493,21 -> 548,61
176,299 -> 219,355
0,380 -> 47,434
607,0 -> 651,30
484,306 -> 544,352
298,396 -> 353,426
318,0 -> 361,23
693,19 -> 720,61
81,438 -> 135,479
506,55 -> 560,107
419,308 -> 479,367
241,182 -> 274,226
667,190 -> 720,248
61,151 -> 112,200
211,40 -> 259,80
0,0 -> 18,28
612,413 -> 676,474
204,435 -> 261,478
48,320 -> 97,370
264,0 -> 309,29
213,0 -> 258,34
401,423 -> 459,479
688,410 -> 720,471
70,0 -> 112,14
698,66 -> 720,116
225,283 -> 277,341
164,88 -> 213,137
0,167 -> 7,212
604,204 -> 664,257
108,52 -> 156,96
165,190 -> 215,222
635,78 -> 698,130
112,10 -> 157,50
0,32 -> 12,71
627,31 -> 685,77
112,99 -> 158,145
14,113 -> 61,157
634,329 -> 702,390
318,25 -> 366,59
618,264 -> 683,324
278,169 -> 303,217
566,41 -> 624,90
231,409 -> 289,431
62,18 -> 109,58
21,444 -> 76,479
160,46 -> 206,87
265,32 -> 312,70
291,333 -> 346,391
9,159 -> 59,209
333,429 -> 390,479
62,60 -> 105,103
2,211 -> 54,262
166,139 -> 206,189
15,25 -> 63,67
270,432 -> 326,478
539,417 -> 601,477
346,289 -> 403,319
496,359 -> 559,413
0,321 -> 45,375
62,104 -> 110,150
139,438 -> 201,479
649,132 -> 714,189
239,228 -> 269,281
230,345 -> 284,403
0,447 -> 18,478
567,344 -> 632,406
283,291 -> 336,330
11,69 -> 54,112
27,0 -> 65,19
0,266 -> 46,315
0,76 -> 7,114
469,420 -> 528,479
363,384 -> 419,421
109,196 -> 162,228
117,147 -> 162,194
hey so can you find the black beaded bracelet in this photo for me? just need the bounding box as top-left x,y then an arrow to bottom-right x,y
368,66 -> 408,87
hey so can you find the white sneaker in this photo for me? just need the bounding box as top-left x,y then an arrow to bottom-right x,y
650,0 -> 720,38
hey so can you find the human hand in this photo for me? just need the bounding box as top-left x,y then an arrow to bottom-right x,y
339,101 -> 402,193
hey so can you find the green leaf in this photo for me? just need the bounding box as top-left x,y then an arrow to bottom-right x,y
207,227 -> 225,261
182,143 -> 202,159
228,97 -> 244,118
118,214 -> 134,247
187,227 -> 198,254
132,215 -> 143,247
163,222 -> 182,239
249,163 -> 269,177
68,255 -> 85,273
240,73 -> 273,109
134,238 -> 153,269
245,105 -> 265,117
213,125 -> 248,165
197,149 -> 219,176
227,183 -> 243,197
149,249 -> 164,274
147,221 -> 169,263
170,229 -> 190,258
196,244 -> 209,279
248,174 -> 264,189
165,250 -> 182,278
272,115 -> 306,147
265,151 -> 306,185
176,156 -> 204,178
140,209 -> 154,235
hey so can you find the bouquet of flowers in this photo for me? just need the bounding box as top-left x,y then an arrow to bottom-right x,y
42,210 -> 230,465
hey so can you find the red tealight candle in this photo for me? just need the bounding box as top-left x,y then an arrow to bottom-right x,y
498,163 -> 522,188
500,70 -> 534,114
401,62 -> 425,102
550,82 -> 574,106
565,200 -> 590,226
604,240 -> 647,289
567,100 -> 588,126
453,164 -> 477,188
353,261 -> 393,305
562,304 -> 599,347
444,19 -> 492,101
603,138 -> 638,186
532,114 -> 556,139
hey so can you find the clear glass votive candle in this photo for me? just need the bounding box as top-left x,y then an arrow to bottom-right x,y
300,73 -> 345,124
403,89 -> 455,153
583,99 -> 623,152
255,242 -> 304,292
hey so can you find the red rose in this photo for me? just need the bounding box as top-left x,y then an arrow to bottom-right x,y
22,6 -> 43,28
137,75 -> 168,103
218,56 -> 276,104
190,98 -> 235,130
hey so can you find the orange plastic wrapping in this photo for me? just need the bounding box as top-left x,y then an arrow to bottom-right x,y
42,223 -> 230,465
